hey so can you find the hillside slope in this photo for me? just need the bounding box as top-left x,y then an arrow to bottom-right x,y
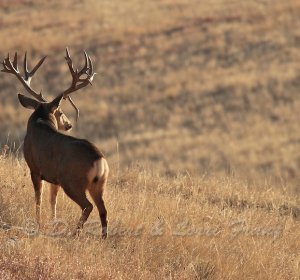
0,0 -> 300,179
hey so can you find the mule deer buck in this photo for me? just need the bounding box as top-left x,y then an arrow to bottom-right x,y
2,49 -> 109,238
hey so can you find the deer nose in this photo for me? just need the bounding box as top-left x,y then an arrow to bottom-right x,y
65,123 -> 72,130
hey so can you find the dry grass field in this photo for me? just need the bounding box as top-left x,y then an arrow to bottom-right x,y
0,0 -> 300,279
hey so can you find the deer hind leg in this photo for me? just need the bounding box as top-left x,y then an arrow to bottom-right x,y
62,186 -> 93,235
30,173 -> 43,227
50,184 -> 60,220
89,179 -> 108,239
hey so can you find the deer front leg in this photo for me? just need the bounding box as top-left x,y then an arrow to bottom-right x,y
30,173 -> 43,227
50,184 -> 60,220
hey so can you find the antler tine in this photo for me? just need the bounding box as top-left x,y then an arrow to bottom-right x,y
24,52 -> 47,82
77,50 -> 89,76
61,48 -> 96,121
65,47 -> 72,64
1,52 -> 47,102
24,52 -> 29,80
13,52 -> 18,71
77,51 -> 95,85
30,55 -> 47,77
2,54 -> 13,73
87,53 -> 94,79
65,47 -> 76,76
67,96 -> 80,122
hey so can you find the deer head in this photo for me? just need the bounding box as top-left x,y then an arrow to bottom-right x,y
17,93 -> 66,131
1,48 -> 95,131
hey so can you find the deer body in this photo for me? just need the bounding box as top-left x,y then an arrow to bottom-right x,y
19,94 -> 109,238
24,104 -> 100,183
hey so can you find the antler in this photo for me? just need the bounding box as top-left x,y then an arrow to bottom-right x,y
62,48 -> 96,121
1,52 -> 47,102
2,49 -> 95,121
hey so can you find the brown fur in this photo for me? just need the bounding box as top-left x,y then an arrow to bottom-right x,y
19,93 -> 109,238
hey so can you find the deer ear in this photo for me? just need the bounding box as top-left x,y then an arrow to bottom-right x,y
49,94 -> 63,113
18,94 -> 40,110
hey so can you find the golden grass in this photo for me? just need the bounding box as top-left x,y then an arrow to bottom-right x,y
0,156 -> 300,279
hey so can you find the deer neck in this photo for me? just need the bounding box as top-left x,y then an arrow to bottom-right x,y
28,107 -> 58,132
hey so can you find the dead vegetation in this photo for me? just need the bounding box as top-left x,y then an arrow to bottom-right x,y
0,0 -> 300,279
0,157 -> 300,279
